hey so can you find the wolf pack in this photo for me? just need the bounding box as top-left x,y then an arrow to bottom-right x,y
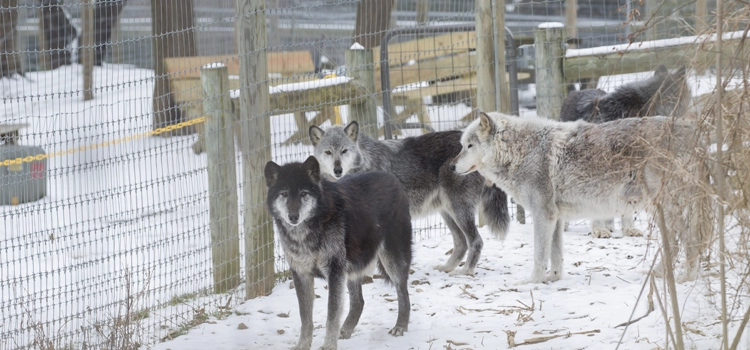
264,65 -> 715,349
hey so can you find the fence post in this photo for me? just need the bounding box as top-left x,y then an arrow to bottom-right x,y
236,0 -> 274,299
534,23 -> 566,120
345,44 -> 378,138
201,64 -> 241,294
82,0 -> 94,101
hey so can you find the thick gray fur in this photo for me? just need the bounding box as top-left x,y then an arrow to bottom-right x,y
452,110 -> 714,284
560,65 -> 692,237
309,122 -> 510,276
265,157 -> 412,350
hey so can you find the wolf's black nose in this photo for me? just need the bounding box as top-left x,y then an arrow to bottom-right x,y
289,213 -> 299,223
449,164 -> 456,172
334,167 -> 343,177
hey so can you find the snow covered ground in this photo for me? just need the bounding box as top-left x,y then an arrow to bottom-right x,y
149,219 -> 750,350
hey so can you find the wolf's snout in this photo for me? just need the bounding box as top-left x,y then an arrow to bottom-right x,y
333,167 -> 343,177
288,213 -> 299,223
449,164 -> 456,172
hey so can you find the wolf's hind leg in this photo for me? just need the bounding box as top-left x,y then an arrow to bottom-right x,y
591,220 -> 613,238
378,252 -> 411,336
434,212 -> 468,273
448,207 -> 483,276
622,214 -> 643,237
339,279 -> 364,339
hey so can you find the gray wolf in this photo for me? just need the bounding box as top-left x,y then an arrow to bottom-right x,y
451,110 -> 713,284
265,156 -> 412,350
559,65 -> 692,238
309,122 -> 509,276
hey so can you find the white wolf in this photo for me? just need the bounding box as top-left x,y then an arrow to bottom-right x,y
451,110 -> 714,283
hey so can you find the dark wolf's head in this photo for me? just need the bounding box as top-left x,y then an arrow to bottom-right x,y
264,156 -> 322,227
309,121 -> 361,179
639,65 -> 691,117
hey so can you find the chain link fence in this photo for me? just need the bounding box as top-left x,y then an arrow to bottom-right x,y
1,0 -> 722,348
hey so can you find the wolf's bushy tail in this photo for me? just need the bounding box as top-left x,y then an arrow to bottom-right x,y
480,184 -> 510,240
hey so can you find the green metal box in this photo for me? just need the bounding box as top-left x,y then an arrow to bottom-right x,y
0,145 -> 48,205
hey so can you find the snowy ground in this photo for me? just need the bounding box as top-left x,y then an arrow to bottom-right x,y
149,218 -> 750,350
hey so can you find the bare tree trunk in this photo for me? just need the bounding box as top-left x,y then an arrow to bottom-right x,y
150,0 -> 197,132
353,0 -> 394,49
94,0 -> 128,65
39,0 -> 77,69
0,0 -> 21,78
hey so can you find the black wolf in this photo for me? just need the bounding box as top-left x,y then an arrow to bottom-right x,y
560,65 -> 691,123
264,156 -> 412,350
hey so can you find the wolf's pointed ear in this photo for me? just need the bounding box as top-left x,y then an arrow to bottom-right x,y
655,65 -> 669,77
309,125 -> 325,146
344,121 -> 359,142
676,65 -> 686,78
477,110 -> 496,134
303,156 -> 321,183
264,161 -> 281,188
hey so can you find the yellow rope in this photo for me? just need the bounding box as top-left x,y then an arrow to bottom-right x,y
1,116 -> 206,168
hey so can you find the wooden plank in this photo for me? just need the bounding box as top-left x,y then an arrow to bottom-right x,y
392,71 -> 529,102
236,0 -> 274,299
372,31 -> 477,68
563,38 -> 749,80
164,51 -> 314,79
201,64 -> 241,294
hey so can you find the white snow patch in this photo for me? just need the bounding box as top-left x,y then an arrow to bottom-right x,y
202,62 -> 225,69
350,42 -> 365,50
229,76 -> 352,99
566,30 -> 748,58
538,22 -> 564,29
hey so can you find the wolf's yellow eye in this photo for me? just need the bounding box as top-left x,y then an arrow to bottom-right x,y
300,191 -> 309,197
280,191 -> 288,197
342,149 -> 348,154
467,144 -> 473,149
325,150 -> 332,155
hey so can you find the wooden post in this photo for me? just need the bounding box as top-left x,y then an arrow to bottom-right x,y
345,44 -> 378,138
111,16 -> 123,64
82,0 -> 94,101
237,0 -> 274,299
491,0 -> 510,113
36,7 -> 47,70
644,0 -> 679,40
534,23 -> 566,120
202,64 -> 241,293
416,0 -> 429,25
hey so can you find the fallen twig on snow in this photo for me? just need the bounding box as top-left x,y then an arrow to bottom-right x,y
615,274 -> 656,328
508,329 -> 601,347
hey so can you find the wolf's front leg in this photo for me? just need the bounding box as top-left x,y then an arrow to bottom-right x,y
549,219 -> 565,282
521,212 -> 555,284
320,261 -> 346,350
291,270 -> 315,350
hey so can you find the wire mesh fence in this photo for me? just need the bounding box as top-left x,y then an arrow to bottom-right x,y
2,0 -> 745,348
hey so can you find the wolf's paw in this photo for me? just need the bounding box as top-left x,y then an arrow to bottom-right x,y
388,326 -> 406,337
546,270 -> 563,283
433,264 -> 457,273
590,228 -> 612,239
290,345 -> 311,350
317,345 -> 336,350
448,267 -> 475,277
339,328 -> 354,339
623,228 -> 644,237
675,271 -> 698,284
515,273 -> 547,285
